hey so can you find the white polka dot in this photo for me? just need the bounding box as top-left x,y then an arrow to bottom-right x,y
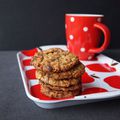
65,24 -> 67,29
80,48 -> 86,52
70,17 -> 75,22
97,18 -> 101,22
88,56 -> 92,60
69,35 -> 74,40
83,27 -> 88,32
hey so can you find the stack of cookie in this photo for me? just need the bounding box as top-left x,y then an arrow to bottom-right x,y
31,48 -> 85,98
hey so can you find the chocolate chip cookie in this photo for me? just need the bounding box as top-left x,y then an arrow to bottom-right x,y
31,48 -> 79,72
41,84 -> 81,98
38,77 -> 81,87
36,63 -> 85,80
40,81 -> 82,91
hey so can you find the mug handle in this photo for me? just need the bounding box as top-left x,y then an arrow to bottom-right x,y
88,23 -> 110,53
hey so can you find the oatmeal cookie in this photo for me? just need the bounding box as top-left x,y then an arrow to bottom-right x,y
40,81 -> 82,91
36,63 -> 85,80
41,85 -> 81,98
31,48 -> 79,72
39,77 -> 81,87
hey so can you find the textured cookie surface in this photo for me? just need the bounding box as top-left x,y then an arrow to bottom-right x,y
40,81 -> 82,91
39,77 -> 81,87
31,48 -> 79,72
41,85 -> 81,98
36,63 -> 85,80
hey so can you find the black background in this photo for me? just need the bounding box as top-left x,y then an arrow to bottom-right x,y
0,0 -> 120,50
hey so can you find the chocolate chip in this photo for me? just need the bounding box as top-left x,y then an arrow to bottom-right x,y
43,65 -> 52,72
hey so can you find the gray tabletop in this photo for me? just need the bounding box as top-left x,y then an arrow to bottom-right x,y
0,50 -> 120,120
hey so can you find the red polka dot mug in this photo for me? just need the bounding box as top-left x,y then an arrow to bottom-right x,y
65,14 -> 110,60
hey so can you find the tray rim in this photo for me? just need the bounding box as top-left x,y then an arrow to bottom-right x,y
17,45 -> 120,104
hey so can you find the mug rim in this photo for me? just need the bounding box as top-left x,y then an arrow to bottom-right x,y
66,14 -> 104,17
